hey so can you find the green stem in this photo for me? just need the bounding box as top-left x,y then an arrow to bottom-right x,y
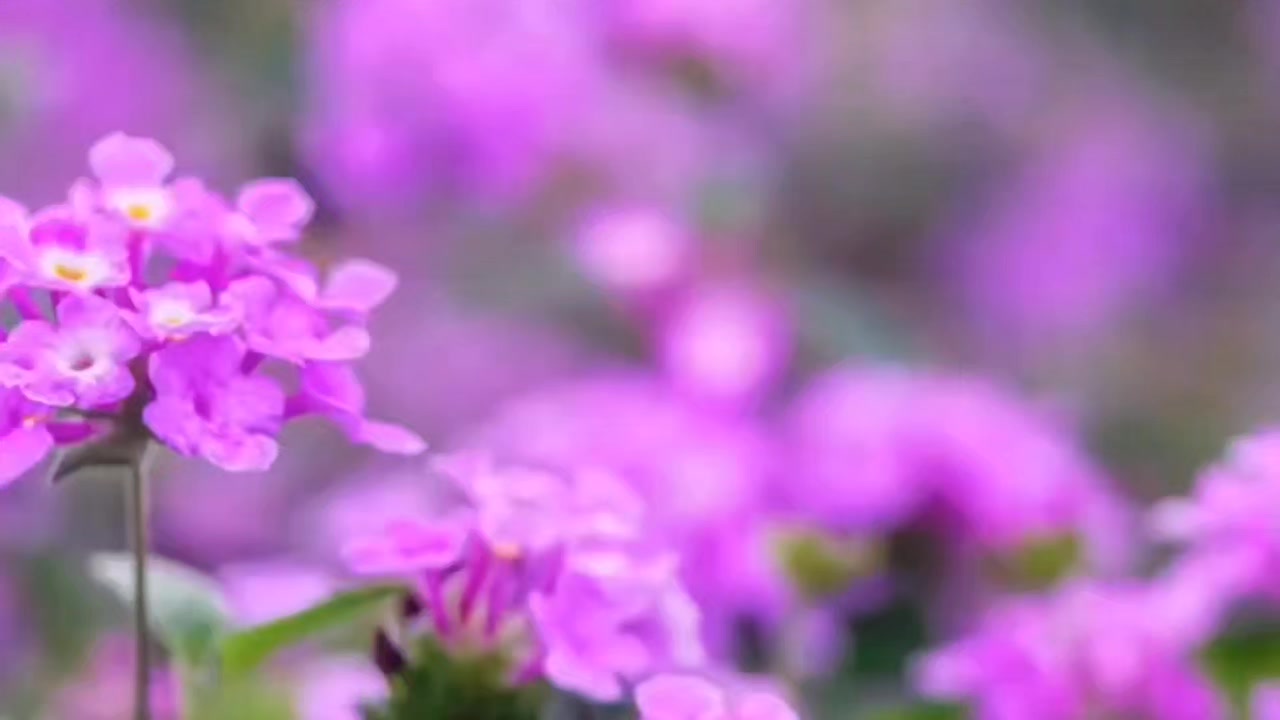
127,455 -> 152,720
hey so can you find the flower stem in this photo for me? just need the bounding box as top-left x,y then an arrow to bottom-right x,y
127,454 -> 152,720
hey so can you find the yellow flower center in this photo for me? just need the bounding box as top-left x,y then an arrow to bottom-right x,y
125,203 -> 154,223
53,264 -> 88,283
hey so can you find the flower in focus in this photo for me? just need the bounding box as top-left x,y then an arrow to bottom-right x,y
0,133 -> 424,483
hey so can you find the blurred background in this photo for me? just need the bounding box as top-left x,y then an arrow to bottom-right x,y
4,0 -> 1280,717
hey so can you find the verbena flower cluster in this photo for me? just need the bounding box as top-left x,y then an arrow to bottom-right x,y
0,133 -> 423,483
344,452 -> 710,702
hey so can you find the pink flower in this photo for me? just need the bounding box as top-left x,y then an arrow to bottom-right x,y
636,674 -> 799,720
0,294 -> 140,407
144,336 -> 284,472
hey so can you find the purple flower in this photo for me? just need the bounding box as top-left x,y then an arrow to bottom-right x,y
232,178 -> 315,246
1151,429 -> 1280,604
0,210 -> 130,292
220,561 -> 338,627
295,362 -> 426,455
224,276 -> 371,364
0,294 -> 140,407
343,515 -> 471,576
574,207 -> 690,294
785,366 -> 1133,568
81,132 -> 177,229
0,133 -> 421,477
659,284 -> 790,407
636,674 -> 799,720
128,280 -> 239,340
530,573 -> 654,700
472,374 -> 786,660
914,580 -> 1226,720
144,336 -> 284,471
0,387 -> 55,485
337,453 -> 708,699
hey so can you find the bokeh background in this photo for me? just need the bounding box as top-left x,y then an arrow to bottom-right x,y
4,0 -> 1280,717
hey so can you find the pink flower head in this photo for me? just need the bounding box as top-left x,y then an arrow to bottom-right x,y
0,211 -> 129,292
85,132 -> 176,229
144,335 -> 285,472
0,295 -> 140,407
128,280 -> 239,340
636,674 -> 799,720
0,134 -> 419,475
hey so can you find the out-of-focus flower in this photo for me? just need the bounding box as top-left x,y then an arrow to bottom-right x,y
636,673 -> 799,720
220,560 -> 338,626
341,453 -> 705,702
786,366 -> 1133,570
0,134 -> 424,483
947,89 -> 1209,356
574,206 -> 690,295
295,658 -> 389,720
472,373 -> 788,659
660,284 -> 791,407
304,0 -> 601,210
1151,429 -> 1280,605
0,0 -> 231,203
915,580 -> 1226,720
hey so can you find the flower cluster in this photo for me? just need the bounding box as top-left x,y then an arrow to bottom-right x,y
785,366 -> 1133,569
470,373 -> 788,658
342,452 -> 707,702
914,579 -> 1225,720
0,133 -> 423,483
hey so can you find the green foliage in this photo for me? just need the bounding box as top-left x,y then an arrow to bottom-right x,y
984,535 -> 1081,592
866,702 -> 967,720
1203,625 -> 1280,711
775,530 -> 885,603
366,639 -> 544,720
221,584 -> 404,675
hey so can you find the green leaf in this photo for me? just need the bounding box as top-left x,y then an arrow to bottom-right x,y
186,673 -> 296,720
1203,625 -> 1280,710
221,584 -> 405,674
88,552 -> 230,668
376,638 -> 544,720
866,703 -> 968,720
985,535 -> 1081,592
773,529 -> 885,603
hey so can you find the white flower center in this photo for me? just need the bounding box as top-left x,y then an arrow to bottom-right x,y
108,187 -> 172,228
39,249 -> 106,288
